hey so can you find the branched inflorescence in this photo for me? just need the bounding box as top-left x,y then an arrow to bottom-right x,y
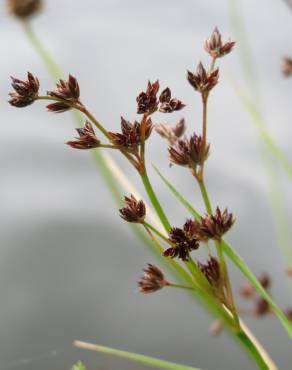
11,27 -> 278,336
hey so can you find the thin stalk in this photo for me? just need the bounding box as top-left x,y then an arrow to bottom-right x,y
198,180 -> 212,214
144,221 -> 169,242
168,283 -> 195,290
22,21 -> 61,80
141,170 -> 172,233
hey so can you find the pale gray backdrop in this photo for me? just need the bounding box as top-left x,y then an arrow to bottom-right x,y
1,1 -> 292,369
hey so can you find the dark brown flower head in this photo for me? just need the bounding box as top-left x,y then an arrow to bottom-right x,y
199,207 -> 235,240
66,121 -> 100,150
9,72 -> 39,107
48,74 -> 80,101
7,0 -> 42,18
164,219 -> 200,261
187,62 -> 219,93
138,263 -> 168,294
198,256 -> 221,287
159,87 -> 186,113
47,75 -> 80,112
155,118 -> 186,145
282,57 -> 292,77
254,298 -> 270,316
109,116 -> 153,148
204,27 -> 235,58
136,80 -> 159,114
168,134 -> 210,168
119,195 -> 146,223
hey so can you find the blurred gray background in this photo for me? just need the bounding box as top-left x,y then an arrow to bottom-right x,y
1,0 -> 292,369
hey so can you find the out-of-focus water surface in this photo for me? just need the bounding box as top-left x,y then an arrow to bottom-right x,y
1,1 -> 292,369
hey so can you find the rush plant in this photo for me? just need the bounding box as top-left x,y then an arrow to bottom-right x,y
7,1 -> 292,369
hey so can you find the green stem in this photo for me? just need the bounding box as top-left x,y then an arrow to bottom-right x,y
22,21 -> 62,79
198,180 -> 212,214
141,170 -> 172,233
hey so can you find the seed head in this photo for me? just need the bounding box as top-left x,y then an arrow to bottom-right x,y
66,121 -> 100,150
199,207 -> 235,240
168,134 -> 210,168
158,87 -> 185,113
204,27 -> 235,58
9,72 -> 39,108
119,195 -> 146,223
198,256 -> 221,287
47,74 -> 80,112
136,80 -> 160,114
164,219 -> 200,261
138,264 -> 168,294
282,57 -> 292,77
187,62 -> 219,93
7,0 -> 42,19
155,118 -> 186,145
109,116 -> 153,148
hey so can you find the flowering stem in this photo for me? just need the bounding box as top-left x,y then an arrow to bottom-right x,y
168,283 -> 195,290
198,179 -> 212,214
140,113 -> 148,164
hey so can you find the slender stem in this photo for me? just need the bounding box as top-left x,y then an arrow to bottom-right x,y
215,239 -> 239,326
140,113 -> 148,164
201,94 -> 208,150
198,180 -> 212,214
141,170 -> 172,233
22,21 -> 62,79
210,57 -> 217,72
143,222 -> 169,243
99,144 -> 120,149
168,283 -> 195,290
79,106 -> 111,140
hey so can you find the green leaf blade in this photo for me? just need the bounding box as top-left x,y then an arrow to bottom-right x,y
74,341 -> 203,370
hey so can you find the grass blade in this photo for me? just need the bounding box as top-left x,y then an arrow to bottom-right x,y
154,166 -> 292,338
74,341 -> 203,370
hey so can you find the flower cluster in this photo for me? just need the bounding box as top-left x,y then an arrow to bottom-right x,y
198,256 -> 221,287
119,195 -> 146,223
66,121 -> 100,150
199,207 -> 235,240
204,27 -> 235,59
7,0 -> 42,18
138,264 -> 168,293
159,87 -> 185,113
155,119 -> 186,145
187,62 -> 219,94
109,116 -> 153,149
47,75 -> 80,112
136,80 -> 185,115
168,134 -> 210,169
164,208 -> 234,262
164,219 -> 200,261
9,72 -> 39,107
